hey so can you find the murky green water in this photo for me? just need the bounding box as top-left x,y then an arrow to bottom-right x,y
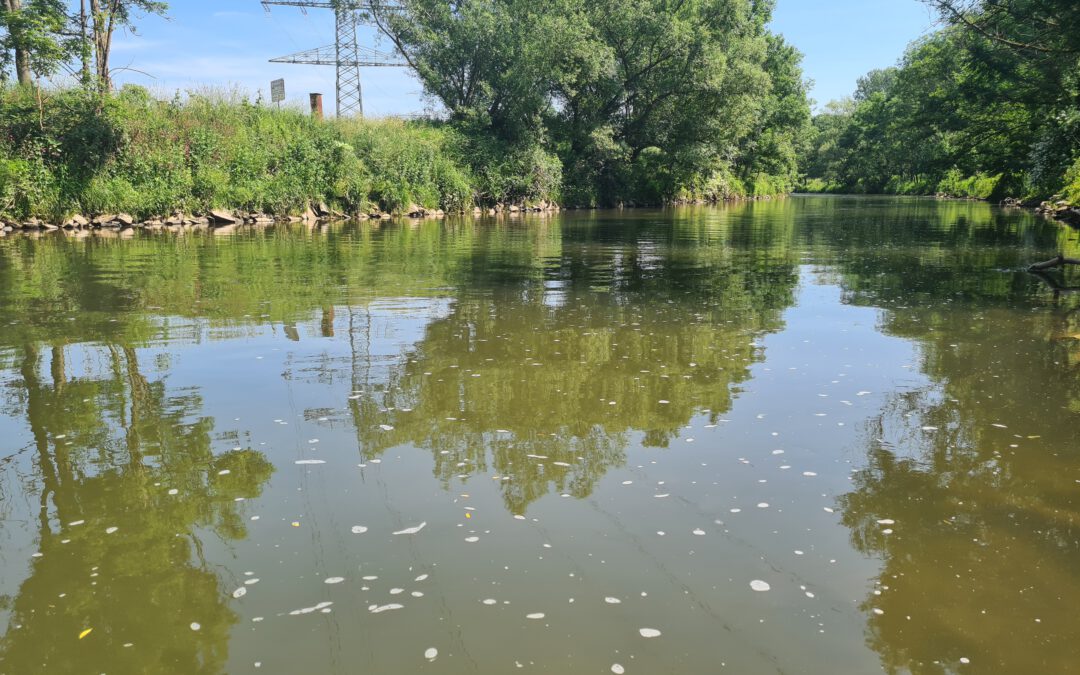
2,196 -> 1079,674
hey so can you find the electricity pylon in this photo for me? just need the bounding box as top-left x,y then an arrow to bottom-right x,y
262,1 -> 406,117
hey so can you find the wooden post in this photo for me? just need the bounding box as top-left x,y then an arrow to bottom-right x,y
310,93 -> 324,121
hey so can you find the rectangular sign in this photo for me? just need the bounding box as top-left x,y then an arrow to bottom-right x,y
271,79 -> 285,103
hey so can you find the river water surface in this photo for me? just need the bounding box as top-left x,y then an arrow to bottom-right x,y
2,196 -> 1079,674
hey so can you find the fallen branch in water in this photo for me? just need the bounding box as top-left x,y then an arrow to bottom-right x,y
1027,254 -> 1080,272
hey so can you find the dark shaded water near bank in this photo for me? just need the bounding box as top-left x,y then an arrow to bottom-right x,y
2,196 -> 1080,674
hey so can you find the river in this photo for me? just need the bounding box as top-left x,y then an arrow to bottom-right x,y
1,196 -> 1078,674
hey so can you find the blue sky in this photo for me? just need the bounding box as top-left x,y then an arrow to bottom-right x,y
102,0 -> 938,116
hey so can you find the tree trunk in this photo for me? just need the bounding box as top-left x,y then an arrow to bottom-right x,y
89,0 -> 112,92
79,0 -> 92,86
1027,254 -> 1080,272
3,0 -> 34,86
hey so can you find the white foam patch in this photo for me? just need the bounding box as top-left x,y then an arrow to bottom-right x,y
324,577 -> 345,584
639,628 -> 661,638
750,580 -> 771,592
295,459 -> 326,465
425,647 -> 438,661
351,526 -> 369,534
393,522 -> 427,535
526,613 -> 545,620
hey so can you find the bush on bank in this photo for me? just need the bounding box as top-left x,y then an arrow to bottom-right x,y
0,86 -> 482,222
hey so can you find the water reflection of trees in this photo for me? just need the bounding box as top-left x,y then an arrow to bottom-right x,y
833,216 -> 1080,673
0,341 -> 273,674
345,215 -> 800,513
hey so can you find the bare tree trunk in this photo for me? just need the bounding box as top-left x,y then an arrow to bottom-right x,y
80,0 -> 92,86
3,0 -> 34,86
89,0 -> 113,92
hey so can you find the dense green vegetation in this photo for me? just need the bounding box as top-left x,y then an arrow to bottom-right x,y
375,0 -> 810,207
801,0 -> 1080,203
0,0 -> 812,222
0,85 -> 476,220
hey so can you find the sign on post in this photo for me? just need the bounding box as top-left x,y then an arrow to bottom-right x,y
271,79 -> 286,106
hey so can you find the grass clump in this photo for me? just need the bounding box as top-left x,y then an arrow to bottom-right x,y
0,85 -> 488,222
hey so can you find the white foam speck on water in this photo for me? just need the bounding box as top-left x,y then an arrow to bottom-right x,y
730,508 -> 741,513
245,578 -> 260,585
190,623 -> 201,631
425,648 -> 438,661
654,494 -> 670,498
872,608 -> 884,615
876,519 -> 895,525
757,503 -> 769,509
232,587 -> 247,599
218,469 -> 231,475
308,438 -> 319,443
857,391 -> 871,396
803,471 -> 817,477
390,588 -> 404,595
370,604 -> 404,614
351,526 -> 369,534
295,460 -> 326,465
621,480 -> 633,485
750,580 -> 771,592
805,591 -> 815,598
363,576 -> 378,581
379,424 -> 394,431
526,613 -> 545,620
612,665 -> 625,674
415,574 -> 429,582
68,520 -> 85,526
921,426 -> 938,431
482,599 -> 497,605
553,461 -> 572,467
514,515 -> 526,520
659,400 -> 669,404
465,536 -> 479,543
605,597 -> 621,604
105,527 -> 118,534
369,459 -> 382,464
393,522 -> 427,535
167,488 -> 179,495
639,628 -> 661,638
794,550 -> 804,556
823,507 -> 835,513
692,528 -> 706,536
657,531 -> 666,536
772,450 -> 784,455
496,429 -> 511,434
960,657 -> 970,664
324,577 -> 345,585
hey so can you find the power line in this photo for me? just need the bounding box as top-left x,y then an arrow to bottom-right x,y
261,1 -> 407,117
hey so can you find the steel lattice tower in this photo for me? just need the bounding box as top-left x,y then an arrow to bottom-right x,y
262,1 -> 405,117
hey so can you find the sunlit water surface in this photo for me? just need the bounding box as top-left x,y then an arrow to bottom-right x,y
2,196 -> 1080,674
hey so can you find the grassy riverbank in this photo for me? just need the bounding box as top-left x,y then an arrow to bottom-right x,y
0,85 -> 797,225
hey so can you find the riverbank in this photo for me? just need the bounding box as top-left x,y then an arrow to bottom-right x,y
0,86 -> 796,227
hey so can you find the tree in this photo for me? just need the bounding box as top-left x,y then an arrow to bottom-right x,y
374,0 -> 810,205
0,0 -> 67,85
87,0 -> 167,91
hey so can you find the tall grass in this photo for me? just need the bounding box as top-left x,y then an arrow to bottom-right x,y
0,85 -> 493,222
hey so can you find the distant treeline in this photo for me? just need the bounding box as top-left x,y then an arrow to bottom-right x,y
801,0 -> 1080,204
0,0 -> 813,222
